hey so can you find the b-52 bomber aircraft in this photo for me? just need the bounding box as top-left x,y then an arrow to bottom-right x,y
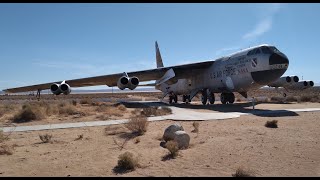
3,42 -> 314,105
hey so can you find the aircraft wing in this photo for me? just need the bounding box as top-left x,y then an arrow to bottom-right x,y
3,60 -> 214,93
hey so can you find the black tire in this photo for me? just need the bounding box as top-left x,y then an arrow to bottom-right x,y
201,90 -> 208,105
220,93 -> 227,104
228,93 -> 235,104
182,95 -> 186,102
169,96 -> 173,104
208,90 -> 215,104
174,95 -> 178,103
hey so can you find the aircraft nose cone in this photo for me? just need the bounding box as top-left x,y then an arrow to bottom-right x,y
269,53 -> 289,65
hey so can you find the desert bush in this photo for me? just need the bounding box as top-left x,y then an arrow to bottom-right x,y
58,104 -> 78,115
80,98 -> 93,105
71,100 -> 77,106
0,144 -> 13,155
286,96 -> 298,102
125,116 -> 148,135
12,103 -> 45,123
141,107 -> 158,117
165,140 -> 179,158
39,134 -> 52,143
265,120 -> 278,128
115,151 -> 139,172
232,167 -> 255,177
134,137 -> 140,144
117,104 -> 127,111
191,122 -> 199,133
157,106 -> 172,115
299,95 -> 312,102
0,130 -> 6,143
270,96 -> 285,103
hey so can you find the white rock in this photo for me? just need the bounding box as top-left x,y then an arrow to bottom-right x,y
163,123 -> 184,141
173,131 -> 190,149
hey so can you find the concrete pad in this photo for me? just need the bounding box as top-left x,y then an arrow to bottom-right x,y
1,106 -> 320,133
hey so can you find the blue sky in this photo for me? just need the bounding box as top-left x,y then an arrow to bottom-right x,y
0,3 -> 320,90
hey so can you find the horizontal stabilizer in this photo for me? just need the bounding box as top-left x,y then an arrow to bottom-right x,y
155,68 -> 176,85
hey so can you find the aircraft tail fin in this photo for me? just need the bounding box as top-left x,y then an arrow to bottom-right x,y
155,41 -> 164,68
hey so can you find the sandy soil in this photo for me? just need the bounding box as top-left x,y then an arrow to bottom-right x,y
1,102 -> 320,177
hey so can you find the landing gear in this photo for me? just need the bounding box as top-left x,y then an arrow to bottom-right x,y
201,89 -> 208,105
207,89 -> 215,104
169,93 -> 178,104
36,89 -> 41,101
182,95 -> 191,104
220,92 -> 235,104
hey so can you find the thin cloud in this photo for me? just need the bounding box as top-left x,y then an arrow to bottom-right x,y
215,46 -> 241,56
242,3 -> 283,40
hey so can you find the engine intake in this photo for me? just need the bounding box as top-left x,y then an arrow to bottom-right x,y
50,81 -> 71,95
117,76 -> 139,90
268,75 -> 299,87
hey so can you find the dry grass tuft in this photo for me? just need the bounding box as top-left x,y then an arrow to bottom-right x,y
113,151 -> 139,174
12,103 -> 45,123
132,106 -> 172,117
125,116 -> 148,135
232,166 -> 255,177
265,120 -> 278,128
165,140 -> 179,158
39,134 -> 52,143
191,122 -> 200,133
105,126 -> 127,136
0,130 -> 6,143
58,104 -> 79,116
117,104 -> 127,111
0,144 -> 14,155
80,98 -> 93,105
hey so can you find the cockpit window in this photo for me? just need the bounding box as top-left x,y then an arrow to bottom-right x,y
255,48 -> 261,54
269,46 -> 280,53
261,46 -> 272,54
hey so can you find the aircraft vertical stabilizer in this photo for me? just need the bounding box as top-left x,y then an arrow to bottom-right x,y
155,41 -> 164,68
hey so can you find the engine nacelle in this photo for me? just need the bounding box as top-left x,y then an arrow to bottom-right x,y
268,75 -> 299,87
50,81 -> 71,95
60,82 -> 71,95
287,80 -> 314,90
50,83 -> 62,95
117,76 -> 129,90
117,76 -> 139,90
127,76 -> 139,90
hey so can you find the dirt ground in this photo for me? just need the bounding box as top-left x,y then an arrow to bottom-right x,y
1,102 -> 320,177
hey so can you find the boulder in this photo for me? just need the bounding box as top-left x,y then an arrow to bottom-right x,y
163,123 -> 184,141
173,131 -> 190,149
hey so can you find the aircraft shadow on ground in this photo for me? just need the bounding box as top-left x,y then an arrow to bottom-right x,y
121,101 -> 299,118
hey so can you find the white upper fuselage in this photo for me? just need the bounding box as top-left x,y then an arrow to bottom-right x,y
157,44 -> 289,95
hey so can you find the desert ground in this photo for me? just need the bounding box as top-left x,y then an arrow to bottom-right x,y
1,89 -> 320,177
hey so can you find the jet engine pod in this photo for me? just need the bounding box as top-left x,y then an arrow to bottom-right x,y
268,75 -> 298,87
60,82 -> 71,95
288,80 -> 313,90
128,76 -> 139,90
50,83 -> 62,95
117,76 -> 129,90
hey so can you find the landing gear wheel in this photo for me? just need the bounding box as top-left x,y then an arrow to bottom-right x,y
220,93 -> 227,104
186,95 -> 191,104
201,89 -> 208,105
207,89 -> 215,104
174,95 -> 178,103
228,93 -> 235,104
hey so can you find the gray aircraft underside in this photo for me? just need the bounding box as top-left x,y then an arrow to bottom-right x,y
3,42 -> 314,105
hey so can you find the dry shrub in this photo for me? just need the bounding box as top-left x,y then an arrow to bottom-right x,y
80,98 -> 93,105
265,120 -> 278,128
191,122 -> 199,133
134,137 -> 140,144
117,104 -> 127,111
96,104 -> 124,117
114,151 -> 139,173
157,106 -> 172,116
12,103 -> 45,123
299,95 -> 312,102
0,144 -> 13,155
58,104 -> 79,115
165,140 -> 179,158
0,130 -> 6,143
71,100 -> 77,106
270,96 -> 285,103
125,116 -> 148,135
105,126 -> 127,136
39,134 -> 52,143
232,166 -> 255,177
286,96 -> 298,102
141,107 -> 158,117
